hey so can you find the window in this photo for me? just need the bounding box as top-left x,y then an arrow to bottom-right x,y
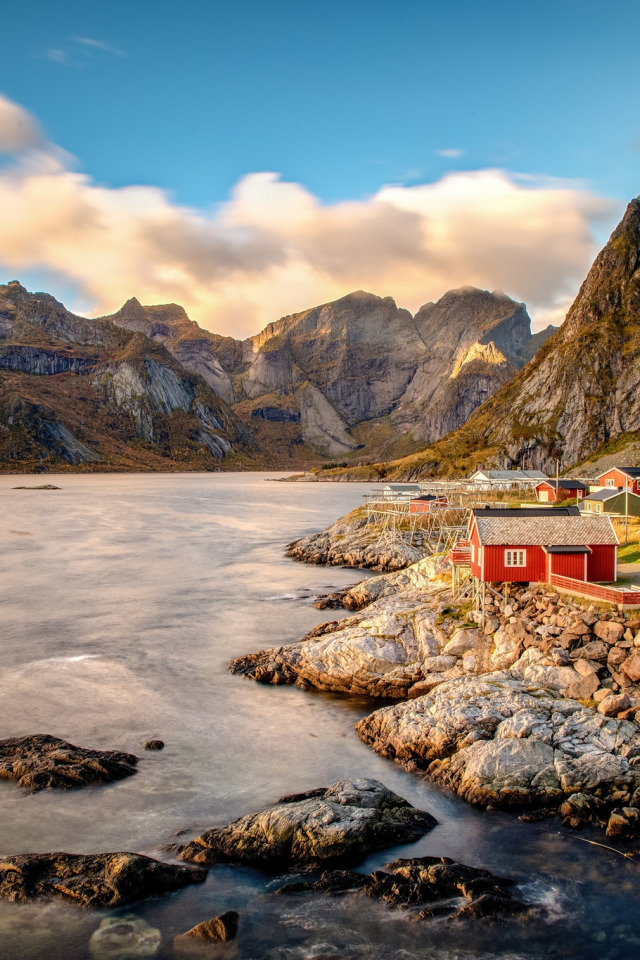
505,549 -> 526,567
471,542 -> 476,562
605,479 -> 615,487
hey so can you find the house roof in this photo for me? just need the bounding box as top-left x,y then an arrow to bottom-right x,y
598,466 -> 640,479
537,479 -> 588,491
474,514 -> 618,547
469,469 -> 548,481
583,488 -> 624,502
472,506 -> 581,517
410,494 -> 437,502
384,483 -> 421,491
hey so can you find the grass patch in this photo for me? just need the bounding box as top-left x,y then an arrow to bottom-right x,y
618,542 -> 640,564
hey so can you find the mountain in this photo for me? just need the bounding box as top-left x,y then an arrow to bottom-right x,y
104,286 -> 552,462
351,197 -> 640,480
0,282 -> 256,471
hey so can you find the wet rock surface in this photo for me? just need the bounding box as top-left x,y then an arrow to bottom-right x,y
89,914 -> 161,957
277,855 -> 529,922
0,852 -> 206,907
356,672 -> 640,813
178,778 -> 437,867
0,734 -> 138,791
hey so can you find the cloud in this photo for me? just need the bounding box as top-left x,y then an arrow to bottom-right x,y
434,148 -> 464,158
0,94 -> 43,153
0,96 -> 620,338
71,36 -> 126,58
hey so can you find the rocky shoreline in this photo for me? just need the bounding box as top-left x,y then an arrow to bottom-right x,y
236,507 -> 640,843
285,506 -> 424,572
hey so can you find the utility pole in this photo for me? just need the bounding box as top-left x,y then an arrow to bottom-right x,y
625,479 -> 629,545
556,458 -> 560,503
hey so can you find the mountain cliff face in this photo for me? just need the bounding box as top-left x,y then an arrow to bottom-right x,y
0,282 -> 255,471
104,287 -> 550,461
363,198 -> 640,479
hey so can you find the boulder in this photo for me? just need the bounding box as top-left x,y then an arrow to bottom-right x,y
443,628 -> 482,658
0,734 -> 138,792
597,693 -> 630,717
594,621 -> 625,644
0,852 -> 206,907
356,672 -> 640,812
229,586 -> 446,698
178,779 -> 437,867
175,911 -> 239,943
276,855 -> 528,921
89,915 -> 161,958
622,653 -> 640,683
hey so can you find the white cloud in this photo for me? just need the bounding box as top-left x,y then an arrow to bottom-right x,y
434,148 -> 464,158
0,94 -> 43,153
71,36 -> 126,58
0,96 -> 620,338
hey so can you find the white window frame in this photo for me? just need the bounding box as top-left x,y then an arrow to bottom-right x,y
605,478 -> 615,487
505,549 -> 526,567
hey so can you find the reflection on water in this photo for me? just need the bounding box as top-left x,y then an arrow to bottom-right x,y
0,473 -> 639,959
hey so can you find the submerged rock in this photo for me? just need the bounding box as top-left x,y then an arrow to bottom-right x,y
277,855 -> 529,922
356,672 -> 640,811
89,914 -> 161,958
0,852 -> 206,907
0,734 -> 138,791
179,778 -> 437,867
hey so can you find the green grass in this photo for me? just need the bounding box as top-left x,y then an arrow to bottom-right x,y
617,542 -> 640,564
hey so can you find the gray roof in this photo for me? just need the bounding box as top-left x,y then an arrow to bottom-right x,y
538,479 -> 588,491
470,469 -> 547,481
475,514 -> 618,546
583,488 -> 623,502
384,483 -> 421,491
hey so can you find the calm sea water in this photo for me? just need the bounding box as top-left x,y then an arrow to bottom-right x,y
1,472 -> 639,960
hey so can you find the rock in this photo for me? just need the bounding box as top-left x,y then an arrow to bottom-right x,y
605,807 -> 640,838
567,672 -> 600,701
276,855 -> 528,921
608,648 -> 629,669
141,739 -> 164,751
597,693 -> 630,717
89,915 -> 161,958
0,852 -> 206,906
229,583 -> 447,698
559,792 -> 602,828
356,672 -> 640,812
443,628 -> 482,658
574,659 -> 601,678
0,734 -> 138,791
285,507 -> 422,572
594,621 -> 625,644
594,688 -> 613,703
574,641 -> 609,661
622,653 -> 640,683
178,778 -> 437,867
176,911 -> 239,942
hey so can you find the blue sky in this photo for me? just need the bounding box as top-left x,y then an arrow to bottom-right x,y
0,0 -> 638,335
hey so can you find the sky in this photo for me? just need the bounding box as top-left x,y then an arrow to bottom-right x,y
0,0 -> 638,337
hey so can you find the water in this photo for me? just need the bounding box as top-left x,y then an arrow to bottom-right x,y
0,472 -> 639,959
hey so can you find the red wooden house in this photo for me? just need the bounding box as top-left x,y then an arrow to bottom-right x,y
535,479 -> 587,503
595,467 -> 640,495
468,506 -> 618,584
409,495 -> 448,514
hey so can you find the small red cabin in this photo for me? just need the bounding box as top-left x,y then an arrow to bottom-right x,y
535,479 -> 587,503
468,507 -> 618,584
409,495 -> 448,514
595,467 -> 640,495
